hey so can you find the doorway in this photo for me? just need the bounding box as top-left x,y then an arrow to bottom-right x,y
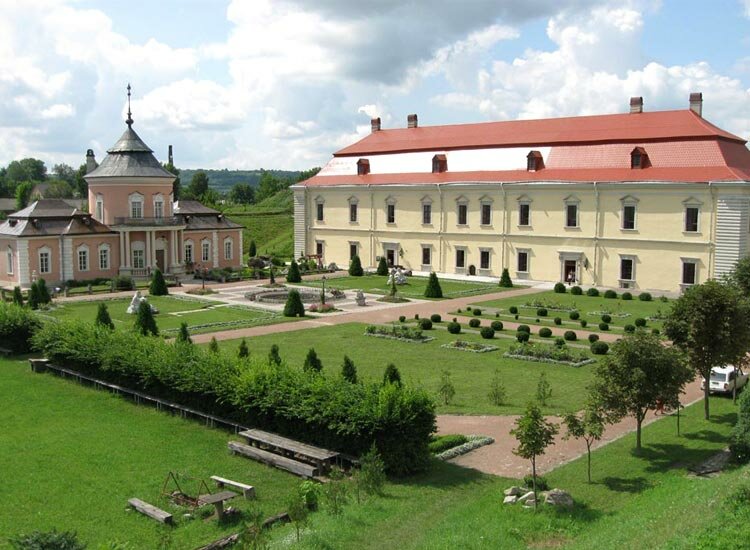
155,250 -> 165,272
563,260 -> 577,284
386,248 -> 396,267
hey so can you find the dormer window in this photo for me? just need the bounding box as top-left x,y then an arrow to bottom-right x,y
432,154 -> 447,173
356,158 -> 370,176
527,150 -> 544,171
630,147 -> 649,169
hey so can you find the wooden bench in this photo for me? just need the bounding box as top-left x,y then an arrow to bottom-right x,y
0,347 -> 12,357
128,498 -> 173,525
237,429 -> 339,471
228,441 -> 318,478
210,475 -> 255,499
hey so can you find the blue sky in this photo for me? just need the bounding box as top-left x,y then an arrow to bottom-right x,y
1,0 -> 749,171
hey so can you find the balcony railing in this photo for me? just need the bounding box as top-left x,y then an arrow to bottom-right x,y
112,216 -> 184,227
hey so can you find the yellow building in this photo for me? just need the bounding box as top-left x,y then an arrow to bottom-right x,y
293,94 -> 750,293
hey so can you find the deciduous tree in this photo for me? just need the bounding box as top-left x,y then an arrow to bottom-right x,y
563,404 -> 605,482
510,402 -> 558,509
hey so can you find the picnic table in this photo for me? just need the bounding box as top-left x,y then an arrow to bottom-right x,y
238,429 -> 340,472
198,490 -> 239,520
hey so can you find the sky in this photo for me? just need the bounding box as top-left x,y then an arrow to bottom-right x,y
1,0 -> 750,172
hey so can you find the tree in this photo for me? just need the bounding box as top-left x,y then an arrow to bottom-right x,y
562,404 -> 606,483
134,301 -> 158,336
664,280 -> 750,419
238,338 -> 249,358
286,491 -> 309,543
590,331 -> 691,449
44,179 -> 75,199
208,336 -> 219,353
536,372 -> 552,406
376,256 -> 388,276
27,281 -> 40,310
162,161 -> 181,200
349,255 -> 364,277
303,348 -> 323,373
510,402 -> 558,509
341,355 -> 357,383
286,260 -> 301,283
6,158 -> 46,183
177,322 -> 192,344
36,278 -> 51,305
283,289 -> 305,317
268,344 -> 282,366
52,163 -> 77,185
15,181 -> 34,210
73,164 -> 88,198
424,272 -> 443,298
183,170 -> 209,199
500,268 -> 513,288
256,170 -> 286,202
488,368 -> 506,406
269,265 -> 276,285
95,303 -> 114,330
229,182 -> 255,205
11,286 -> 23,306
437,369 -> 456,405
149,268 -> 169,296
248,239 -> 257,258
726,256 -> 750,296
354,444 -> 386,500
383,363 -> 401,386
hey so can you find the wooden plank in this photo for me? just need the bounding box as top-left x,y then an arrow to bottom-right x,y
238,429 -> 339,462
228,441 -> 318,478
128,498 -> 173,525
197,490 -> 238,506
0,347 -> 12,356
210,475 -> 256,499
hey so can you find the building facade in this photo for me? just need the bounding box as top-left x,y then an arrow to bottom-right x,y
0,115 -> 242,289
293,94 -> 750,293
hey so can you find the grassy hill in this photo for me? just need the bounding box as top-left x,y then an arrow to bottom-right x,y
225,189 -> 294,260
180,169 -> 300,194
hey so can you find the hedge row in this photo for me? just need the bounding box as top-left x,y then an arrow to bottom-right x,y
0,302 -> 41,353
31,320 -> 436,476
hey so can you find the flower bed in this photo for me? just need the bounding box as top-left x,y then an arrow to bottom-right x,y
308,303 -> 338,313
587,310 -> 630,318
522,299 -> 576,312
503,343 -> 595,367
364,324 -> 434,343
441,340 -> 498,353
435,435 -> 495,461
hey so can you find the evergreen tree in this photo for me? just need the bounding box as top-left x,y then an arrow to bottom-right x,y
424,272 -> 443,298
176,322 -> 192,344
36,278 -> 51,304
149,268 -> 169,296
11,286 -> 23,306
208,336 -> 219,353
95,302 -> 114,330
27,281 -> 40,310
342,355 -> 357,383
286,260 -> 302,283
248,239 -> 257,258
499,268 -> 513,288
349,255 -> 364,277
303,348 -> 323,373
283,289 -> 305,317
268,344 -> 282,366
536,373 -> 552,406
238,338 -> 249,358
383,363 -> 401,386
134,300 -> 158,336
376,256 -> 388,276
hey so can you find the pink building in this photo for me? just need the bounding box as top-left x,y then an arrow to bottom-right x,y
0,108 -> 243,289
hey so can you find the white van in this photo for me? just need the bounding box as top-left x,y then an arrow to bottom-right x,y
701,366 -> 748,394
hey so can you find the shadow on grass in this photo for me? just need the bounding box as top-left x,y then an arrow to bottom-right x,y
600,476 -> 653,493
682,429 -> 731,444
398,459 -> 491,490
632,443 -> 728,473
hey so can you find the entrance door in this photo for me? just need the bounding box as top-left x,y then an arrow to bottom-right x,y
564,260 -> 577,284
155,250 -> 165,272
386,249 -> 396,267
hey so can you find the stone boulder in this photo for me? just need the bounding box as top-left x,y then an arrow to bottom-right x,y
516,491 -> 535,504
544,489 -> 574,508
503,495 -> 518,505
503,486 -> 524,497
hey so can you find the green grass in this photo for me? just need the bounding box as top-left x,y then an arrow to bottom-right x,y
41,295 -> 285,335
214,322 -> 596,415
227,211 -> 294,261
467,290 -> 672,334
294,274 -> 516,301
0,356 -> 299,548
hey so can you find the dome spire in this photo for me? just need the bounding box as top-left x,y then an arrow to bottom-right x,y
126,83 -> 133,127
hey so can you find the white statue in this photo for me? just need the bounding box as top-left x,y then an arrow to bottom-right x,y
126,291 -> 158,314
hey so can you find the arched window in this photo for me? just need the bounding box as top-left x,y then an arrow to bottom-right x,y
77,244 -> 90,272
38,246 -> 52,274
184,239 -> 194,264
131,241 -> 145,269
98,243 -> 110,270
6,246 -> 13,275
95,193 -> 104,221
224,237 -> 233,261
201,239 -> 211,262
129,192 -> 144,219
153,193 -> 164,219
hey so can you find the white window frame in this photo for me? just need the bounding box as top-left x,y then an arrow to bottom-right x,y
95,194 -> 104,221
6,247 -> 13,275
455,247 -> 467,270
184,240 -> 194,264
385,196 -> 397,224
479,248 -> 491,270
201,239 -> 211,263
224,237 -> 233,261
129,192 -> 144,219
564,195 -> 580,229
517,249 -> 530,274
98,244 -> 110,270
518,195 -> 532,227
456,196 -> 469,226
421,196 -> 433,225
131,241 -> 145,269
38,246 -> 51,274
77,244 -> 89,272
348,196 -> 359,223
681,258 -> 699,287
421,245 -> 432,267
620,196 -> 639,231
619,255 -> 636,285
153,194 -> 164,219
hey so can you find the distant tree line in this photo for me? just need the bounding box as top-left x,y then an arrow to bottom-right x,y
0,158 -> 88,210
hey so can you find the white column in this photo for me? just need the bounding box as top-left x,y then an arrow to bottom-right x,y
212,230 -> 219,268
152,232 -> 157,267
171,230 -> 177,265
145,231 -> 151,268
119,232 -> 125,268
17,240 -> 30,288
125,231 -> 131,268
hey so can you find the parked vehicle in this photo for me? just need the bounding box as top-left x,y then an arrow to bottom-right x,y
701,365 -> 749,394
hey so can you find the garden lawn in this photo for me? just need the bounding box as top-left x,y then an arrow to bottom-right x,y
227,211 -> 294,261
41,295 -> 285,335
214,322 -> 596,415
266,397 -> 741,549
294,274 -> 517,300
0,356 -> 299,548
466,290 -> 672,334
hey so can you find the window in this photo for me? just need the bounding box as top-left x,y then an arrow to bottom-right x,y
422,246 -> 431,266
38,248 -> 51,274
95,195 -> 103,221
98,245 -> 110,270
519,203 -> 531,226
129,193 -> 144,219
316,202 -> 324,222
622,204 -> 636,230
685,207 -> 699,232
357,158 -> 370,175
422,203 -> 432,224
349,203 -> 358,223
154,199 -> 164,219
480,250 -> 491,270
631,146 -> 648,169
682,260 -> 697,285
455,249 -> 466,269
432,154 -> 447,173
620,257 -> 634,281
202,241 -> 210,262
481,203 -> 492,225
565,203 -> 578,228
527,150 -> 544,171
517,250 -> 529,273
349,243 -> 358,260
387,203 -> 395,224
184,241 -> 193,264
457,204 -> 467,225
132,249 -> 145,269
6,247 -> 13,274
224,239 -> 233,261
316,241 -> 323,257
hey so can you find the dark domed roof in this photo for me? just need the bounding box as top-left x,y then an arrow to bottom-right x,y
86,124 -> 175,180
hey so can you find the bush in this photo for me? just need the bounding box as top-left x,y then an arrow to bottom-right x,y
601,314 -> 612,323
149,268 -> 169,296
134,301 -> 158,336
569,311 -> 580,320
539,327 -> 552,338
554,282 -> 566,293
516,331 -> 530,343
638,292 -> 653,301
414,314 -> 420,320
580,319 -> 588,328
517,324 -> 531,333
524,475 -> 549,491
399,315 -> 406,323
287,260 -> 302,283
430,314 -> 442,323
429,434 -> 469,454
554,317 -> 562,325
536,308 -> 548,317
468,318 -> 481,328
555,337 -> 566,347
113,275 -> 134,290
491,321 -> 503,331
624,324 -> 635,333
349,255 -> 364,277
604,289 -> 617,299
36,279 -> 51,305
730,390 -> 750,463
586,287 -> 600,297
9,529 -> 85,550
634,317 -> 647,327
564,330 -> 577,341
598,322 -> 610,331
95,303 -> 114,330
591,341 -> 609,355
473,308 -> 482,316
419,319 -> 433,330
622,291 -> 633,300
447,322 -> 461,334
588,333 -> 600,343
0,302 -> 41,353
424,272 -> 443,298
509,306 -> 518,314
569,285 -> 582,295
376,256 -> 388,276
499,268 -> 513,288
283,289 -> 306,317
303,348 -> 323,373
480,327 -> 495,339
651,328 -> 661,335
514,314 -> 519,320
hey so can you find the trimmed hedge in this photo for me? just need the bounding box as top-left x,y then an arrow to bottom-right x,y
447,322 -> 461,334
539,327 -> 552,338
468,318 -> 481,328
603,289 -> 617,299
588,333 -> 600,343
580,319 -> 588,328
638,292 -> 653,302
598,322 -> 610,331
473,308 -> 482,316
554,282 -> 566,294
571,286 -> 583,295
624,324 -> 635,333
399,316 -> 406,323
509,306 -> 519,314
491,321 -> 503,331
516,331 -> 530,343
621,292 -> 633,300
563,330 -> 577,341
634,317 -> 647,327
32,320 -> 436,475
480,327 -> 495,340
569,311 -> 580,320
517,324 -> 531,333
591,341 -> 609,355
430,314 -> 442,323
0,302 -> 41,353
536,308 -> 548,317
601,314 -> 612,323
419,319 -> 433,330
586,288 -> 600,297
554,317 -> 562,325
429,434 -> 469,454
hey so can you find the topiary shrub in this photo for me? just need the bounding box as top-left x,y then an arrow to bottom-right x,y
603,289 -> 617,299
536,308 -> 548,317
473,308 -> 482,316
499,268 -> 513,288
283,289 -> 306,317
113,275 -> 135,290
495,312 -> 500,318
399,315 -> 406,323
491,321 -> 503,331
514,314 -> 519,320
569,311 -> 580,320
419,319 -> 433,330
286,260 -> 302,283
598,322 -> 610,331
621,291 -> 633,300
601,314 -> 612,323
424,272 -> 443,298
555,337 -> 566,347
651,328 -> 661,335
571,285 -> 583,295
638,292 -> 653,301
430,314 -> 442,323
586,287 -> 600,297
447,322 -> 461,334
376,256 -> 389,276
468,318 -> 481,328
516,331 -> 530,343
517,324 -> 531,333
580,319 -> 588,328
149,268 -> 169,296
509,306 -> 519,314
591,341 -> 609,355
480,327 -> 495,339
349,255 -> 364,276
588,333 -> 600,343
634,317 -> 647,327
624,324 -> 635,333
554,317 -> 562,325
539,327 -> 552,338
564,330 -> 577,341
554,282 -> 566,294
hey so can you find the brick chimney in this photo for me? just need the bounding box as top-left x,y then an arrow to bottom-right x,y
407,114 -> 418,128
371,117 -> 381,133
629,97 -> 643,114
168,144 -> 173,165
690,92 -> 703,117
85,149 -> 97,174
